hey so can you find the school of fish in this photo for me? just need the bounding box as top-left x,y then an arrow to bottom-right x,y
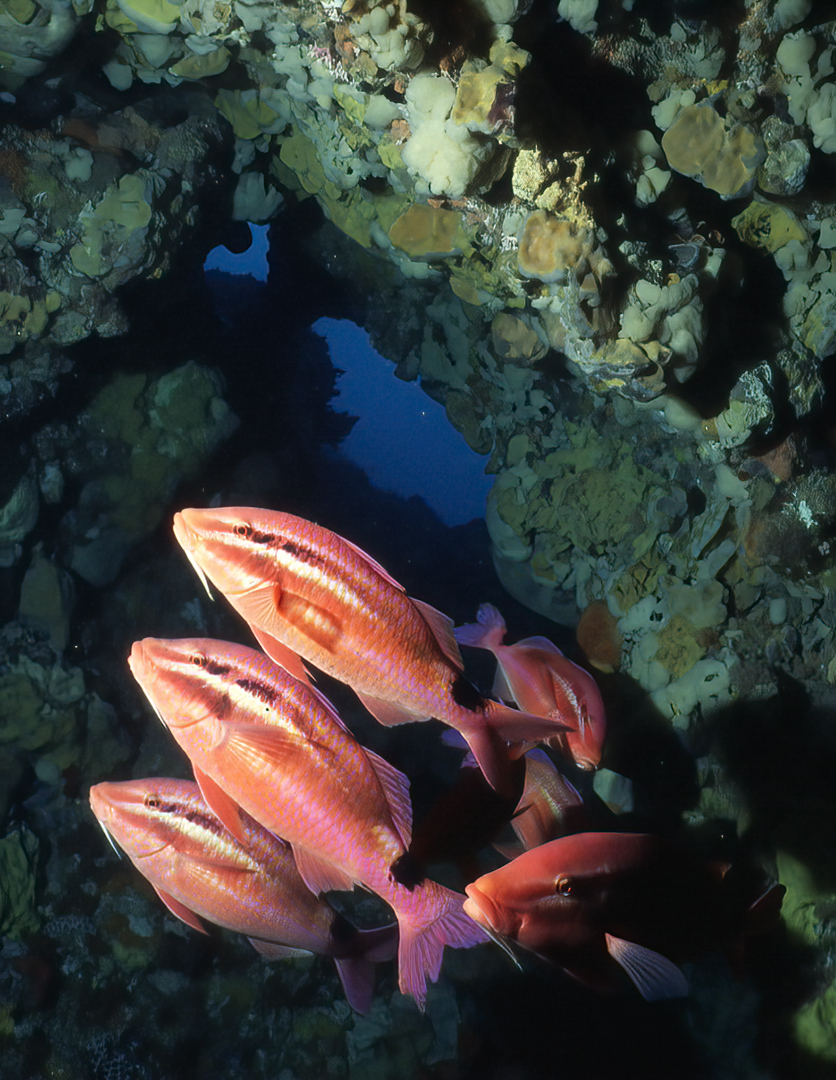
89,506 -> 784,1012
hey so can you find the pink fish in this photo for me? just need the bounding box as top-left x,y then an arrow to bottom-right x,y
89,777 -> 396,1012
127,636 -> 487,1010
455,603 -> 606,770
463,831 -> 784,1000
172,507 -> 571,798
497,749 -> 589,859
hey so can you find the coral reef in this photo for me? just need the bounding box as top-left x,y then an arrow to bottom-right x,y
2,0 -> 836,1074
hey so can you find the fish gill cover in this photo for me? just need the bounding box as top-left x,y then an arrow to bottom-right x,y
1,0 -> 836,1077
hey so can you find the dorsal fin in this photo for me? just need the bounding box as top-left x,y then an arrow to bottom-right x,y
342,536 -> 405,591
412,598 -> 463,669
308,682 -> 351,733
364,747 -> 413,849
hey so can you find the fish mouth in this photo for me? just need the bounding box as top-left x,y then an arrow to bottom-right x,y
173,510 -> 197,551
89,784 -> 172,860
127,641 -> 207,730
463,885 -> 521,968
463,883 -> 501,934
173,512 -> 214,600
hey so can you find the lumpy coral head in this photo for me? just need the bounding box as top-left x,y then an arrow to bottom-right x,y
388,203 -> 471,260
661,104 -> 724,178
517,210 -> 592,283
661,104 -> 764,198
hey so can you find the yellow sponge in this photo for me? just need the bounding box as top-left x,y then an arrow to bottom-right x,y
662,103 -> 764,198
517,210 -> 593,282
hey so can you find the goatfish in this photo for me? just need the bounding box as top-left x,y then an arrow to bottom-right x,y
172,507 -> 571,798
89,777 -> 396,1013
463,832 -> 784,1000
495,748 -> 589,860
455,603 -> 606,770
128,636 -> 488,1010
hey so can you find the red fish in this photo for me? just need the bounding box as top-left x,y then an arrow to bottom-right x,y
455,603 -> 606,770
497,749 -> 589,859
172,507 -> 570,798
89,777 -> 396,1012
127,636 -> 487,1010
463,832 -> 783,1000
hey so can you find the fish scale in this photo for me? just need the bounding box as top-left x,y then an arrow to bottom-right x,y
89,777 -> 399,1013
91,778 -> 348,956
128,636 -> 487,1009
173,507 -> 575,797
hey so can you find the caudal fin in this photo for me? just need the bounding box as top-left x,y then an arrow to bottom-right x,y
397,883 -> 488,1010
454,603 -> 506,651
486,700 -> 573,744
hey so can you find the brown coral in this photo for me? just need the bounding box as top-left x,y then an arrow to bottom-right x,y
576,601 -> 622,672
517,210 -> 594,283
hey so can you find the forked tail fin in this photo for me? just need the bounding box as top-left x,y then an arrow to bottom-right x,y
397,882 -> 488,1011
463,702 -> 573,798
454,603 -> 506,651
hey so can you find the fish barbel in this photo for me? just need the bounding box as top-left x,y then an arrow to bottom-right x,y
456,603 -> 606,770
464,832 -> 689,1000
89,777 -> 396,1012
127,637 -> 487,1009
172,507 -> 571,797
464,831 -> 784,1000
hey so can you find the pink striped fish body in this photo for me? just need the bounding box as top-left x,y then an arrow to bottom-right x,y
456,603 -> 607,770
495,749 -> 589,861
172,507 -> 571,797
88,777 -> 396,1012
127,637 -> 486,1009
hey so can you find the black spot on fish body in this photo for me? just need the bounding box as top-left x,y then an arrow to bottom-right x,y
390,851 -> 424,891
451,675 -> 486,712
203,659 -> 232,679
233,524 -> 275,545
235,678 -> 278,708
279,538 -> 325,569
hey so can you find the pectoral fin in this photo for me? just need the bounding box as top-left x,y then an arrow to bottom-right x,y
605,933 -> 689,1000
193,765 -> 248,846
251,626 -> 313,686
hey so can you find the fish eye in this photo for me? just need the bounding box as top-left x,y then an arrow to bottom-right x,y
144,793 -> 162,810
555,876 -> 573,896
233,523 -> 254,539
190,653 -> 206,668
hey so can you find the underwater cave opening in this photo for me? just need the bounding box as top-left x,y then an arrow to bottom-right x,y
199,214 -> 494,526
313,317 -> 495,528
